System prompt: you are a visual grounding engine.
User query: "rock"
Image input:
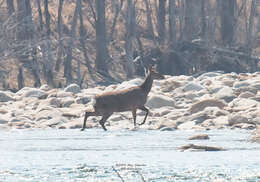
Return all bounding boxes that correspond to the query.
[214,86,236,102]
[179,144,224,151]
[146,94,175,109]
[56,91,73,98]
[197,72,222,79]
[0,118,9,124]
[232,123,255,130]
[160,127,175,131]
[40,97,61,108]
[61,98,74,107]
[233,81,250,89]
[40,84,51,91]
[238,91,255,98]
[211,116,229,127]
[183,82,204,92]
[75,96,91,104]
[64,83,81,94]
[0,91,14,102]
[60,118,84,129]
[228,114,249,126]
[16,87,47,99]
[178,121,196,130]
[229,98,259,110]
[39,117,67,128]
[189,99,226,114]
[188,134,209,140]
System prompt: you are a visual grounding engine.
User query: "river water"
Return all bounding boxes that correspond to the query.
[0,129,259,182]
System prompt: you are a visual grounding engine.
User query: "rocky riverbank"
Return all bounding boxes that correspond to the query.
[0,71,260,138]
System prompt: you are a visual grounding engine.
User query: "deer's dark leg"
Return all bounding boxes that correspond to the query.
[132,109,137,127]
[81,111,97,131]
[99,113,112,131]
[138,106,149,125]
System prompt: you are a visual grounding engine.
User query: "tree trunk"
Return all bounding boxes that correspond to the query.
[183,0,201,41]
[247,0,257,72]
[144,0,154,39]
[219,0,236,46]
[64,0,80,85]
[168,0,176,45]
[17,67,24,89]
[157,0,166,44]
[95,0,109,75]
[25,0,41,87]
[78,0,95,81]
[200,0,206,39]
[109,0,124,41]
[124,0,136,78]
[55,0,64,72]
[44,0,55,87]
[6,0,15,15]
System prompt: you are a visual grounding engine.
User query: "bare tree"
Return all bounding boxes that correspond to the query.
[64,0,80,85]
[55,0,64,72]
[44,0,55,87]
[168,0,176,45]
[157,0,166,43]
[144,0,154,38]
[122,0,137,78]
[109,0,124,41]
[95,0,110,75]
[219,0,236,46]
[6,0,14,15]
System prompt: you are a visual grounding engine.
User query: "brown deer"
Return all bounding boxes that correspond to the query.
[81,65,165,131]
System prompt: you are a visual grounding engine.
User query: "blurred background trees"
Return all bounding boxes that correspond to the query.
[0,0,260,90]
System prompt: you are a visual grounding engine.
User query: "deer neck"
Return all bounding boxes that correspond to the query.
[140,73,153,94]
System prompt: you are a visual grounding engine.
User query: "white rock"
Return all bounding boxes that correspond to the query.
[64,83,81,94]
[214,86,236,102]
[16,87,47,99]
[228,114,249,125]
[178,121,196,130]
[146,94,175,109]
[233,81,250,89]
[183,82,204,92]
[0,91,14,102]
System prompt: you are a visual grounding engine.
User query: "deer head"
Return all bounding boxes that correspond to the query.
[148,65,165,80]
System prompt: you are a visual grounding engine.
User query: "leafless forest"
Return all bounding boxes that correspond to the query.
[0,0,260,90]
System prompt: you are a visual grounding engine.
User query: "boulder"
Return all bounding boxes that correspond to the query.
[228,114,249,126]
[0,91,14,102]
[146,94,175,109]
[188,134,209,140]
[183,82,204,92]
[178,121,196,130]
[189,99,226,114]
[179,144,224,151]
[214,86,236,102]
[238,91,255,98]
[16,87,47,99]
[61,98,74,108]
[64,83,81,94]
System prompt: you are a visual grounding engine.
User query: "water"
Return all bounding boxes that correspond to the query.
[0,129,259,182]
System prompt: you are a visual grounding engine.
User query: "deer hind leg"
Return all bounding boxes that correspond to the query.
[138,106,149,125]
[81,111,98,131]
[99,113,112,131]
[132,109,137,127]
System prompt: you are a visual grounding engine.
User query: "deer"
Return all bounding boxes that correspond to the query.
[81,65,165,131]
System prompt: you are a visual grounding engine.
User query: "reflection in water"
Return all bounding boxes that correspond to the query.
[0,129,260,181]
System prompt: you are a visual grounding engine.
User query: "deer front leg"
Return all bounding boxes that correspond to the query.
[132,109,137,127]
[138,106,149,125]
[81,111,97,131]
[99,113,112,131]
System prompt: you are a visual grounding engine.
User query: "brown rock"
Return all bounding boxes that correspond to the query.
[188,134,209,140]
